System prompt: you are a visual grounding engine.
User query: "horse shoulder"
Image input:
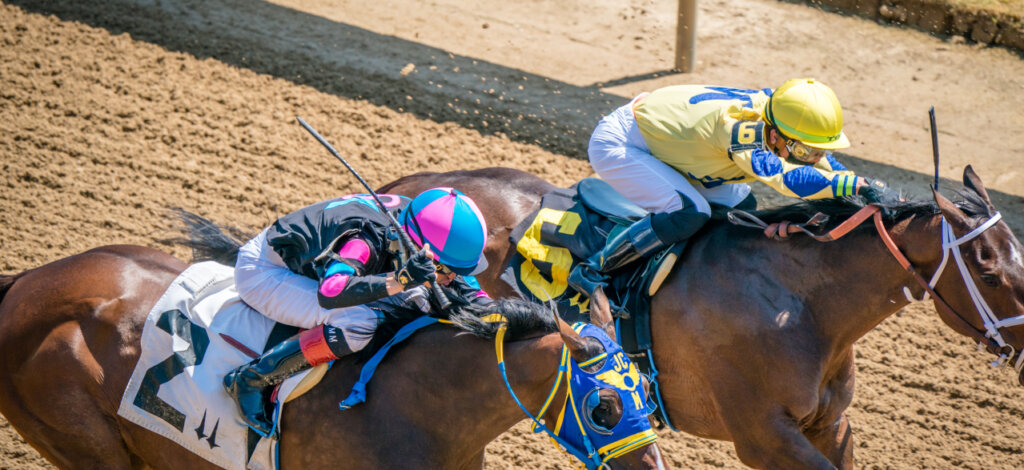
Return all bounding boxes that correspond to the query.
[657,228,842,411]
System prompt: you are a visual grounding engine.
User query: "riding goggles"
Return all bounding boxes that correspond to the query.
[786,138,830,163]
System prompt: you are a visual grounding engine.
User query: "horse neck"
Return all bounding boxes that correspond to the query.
[284,329,567,468]
[400,330,569,458]
[488,331,569,427]
[794,212,944,350]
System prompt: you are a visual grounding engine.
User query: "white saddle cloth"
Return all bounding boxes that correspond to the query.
[117,261,314,470]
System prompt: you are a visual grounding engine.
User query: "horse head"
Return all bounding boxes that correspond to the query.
[923,166,1024,385]
[551,287,663,470]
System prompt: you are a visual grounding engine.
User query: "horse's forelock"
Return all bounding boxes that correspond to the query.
[954,189,994,219]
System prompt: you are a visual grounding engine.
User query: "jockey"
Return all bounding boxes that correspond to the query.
[569,78,887,294]
[224,187,491,435]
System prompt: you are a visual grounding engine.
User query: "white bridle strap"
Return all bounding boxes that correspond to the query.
[918,212,1024,372]
[927,214,1013,340]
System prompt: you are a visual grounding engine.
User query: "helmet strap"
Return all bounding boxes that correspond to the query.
[764,93,777,128]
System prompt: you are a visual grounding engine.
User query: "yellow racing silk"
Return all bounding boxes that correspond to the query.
[632,85,859,199]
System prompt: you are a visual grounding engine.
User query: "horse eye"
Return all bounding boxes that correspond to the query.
[980,273,1000,287]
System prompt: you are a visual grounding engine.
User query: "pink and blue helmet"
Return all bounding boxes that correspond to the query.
[401,187,488,276]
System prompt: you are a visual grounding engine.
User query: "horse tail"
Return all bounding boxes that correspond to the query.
[166,208,252,266]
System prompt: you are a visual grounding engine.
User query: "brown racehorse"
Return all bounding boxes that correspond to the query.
[379,165,1024,470]
[0,247,666,469]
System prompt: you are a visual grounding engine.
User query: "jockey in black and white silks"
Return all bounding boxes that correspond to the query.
[225,187,491,435]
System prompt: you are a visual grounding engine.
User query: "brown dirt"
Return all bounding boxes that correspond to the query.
[805,0,1024,54]
[1,0,1023,468]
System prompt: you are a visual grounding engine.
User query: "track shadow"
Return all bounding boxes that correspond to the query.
[9,0,1023,231]
[7,0,623,159]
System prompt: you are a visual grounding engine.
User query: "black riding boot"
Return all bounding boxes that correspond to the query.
[568,215,667,295]
[223,337,312,435]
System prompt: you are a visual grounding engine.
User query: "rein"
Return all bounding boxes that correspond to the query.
[731,204,1024,377]
[492,319,656,469]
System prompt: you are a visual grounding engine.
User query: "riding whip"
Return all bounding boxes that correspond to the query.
[296,117,451,311]
[929,107,940,191]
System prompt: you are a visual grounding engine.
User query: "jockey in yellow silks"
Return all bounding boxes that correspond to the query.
[569,79,884,294]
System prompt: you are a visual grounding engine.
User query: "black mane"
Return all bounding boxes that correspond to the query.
[447,298,558,340]
[731,190,991,232]
[359,297,558,362]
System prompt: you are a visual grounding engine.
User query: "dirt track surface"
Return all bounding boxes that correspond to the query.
[1,0,1023,468]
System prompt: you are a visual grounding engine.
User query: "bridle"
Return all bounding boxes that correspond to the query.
[491,317,658,469]
[730,203,1024,380]
[884,209,1024,373]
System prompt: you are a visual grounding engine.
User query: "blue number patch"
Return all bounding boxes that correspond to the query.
[730,121,764,153]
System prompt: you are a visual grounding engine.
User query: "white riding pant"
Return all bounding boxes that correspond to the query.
[587,98,751,215]
[234,229,379,352]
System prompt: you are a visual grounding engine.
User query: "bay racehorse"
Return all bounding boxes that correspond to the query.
[379,165,1024,470]
[0,245,666,469]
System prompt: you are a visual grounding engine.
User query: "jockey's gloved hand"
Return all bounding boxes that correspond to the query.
[395,285,432,313]
[396,245,436,289]
[567,263,610,297]
[857,178,901,206]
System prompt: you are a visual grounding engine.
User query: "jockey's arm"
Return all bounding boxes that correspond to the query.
[446,275,493,306]
[731,147,863,200]
[317,237,404,309]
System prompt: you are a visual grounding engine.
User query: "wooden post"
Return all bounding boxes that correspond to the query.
[675,0,697,73]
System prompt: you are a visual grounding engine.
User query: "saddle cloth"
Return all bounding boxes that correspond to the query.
[117,261,313,470]
[498,181,683,348]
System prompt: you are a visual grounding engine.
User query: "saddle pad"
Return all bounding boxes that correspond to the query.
[117,261,313,470]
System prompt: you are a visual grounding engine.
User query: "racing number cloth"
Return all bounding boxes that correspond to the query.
[498,187,614,321]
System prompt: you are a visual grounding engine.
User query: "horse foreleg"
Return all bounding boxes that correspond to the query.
[725,409,838,470]
[805,413,853,470]
[709,373,837,469]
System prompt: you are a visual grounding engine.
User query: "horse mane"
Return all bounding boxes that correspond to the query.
[447,298,558,340]
[348,293,559,364]
[726,189,991,232]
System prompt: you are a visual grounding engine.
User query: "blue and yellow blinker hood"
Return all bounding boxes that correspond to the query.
[553,323,658,463]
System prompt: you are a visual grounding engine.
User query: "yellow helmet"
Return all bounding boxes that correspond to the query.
[765,78,850,150]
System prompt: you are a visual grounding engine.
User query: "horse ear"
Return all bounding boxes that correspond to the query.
[933,187,973,235]
[556,315,594,364]
[962,165,994,208]
[590,287,617,341]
